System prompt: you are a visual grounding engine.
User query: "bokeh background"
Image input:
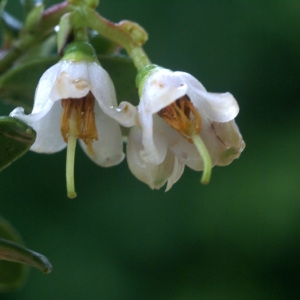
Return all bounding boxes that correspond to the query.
[1,0,300,299]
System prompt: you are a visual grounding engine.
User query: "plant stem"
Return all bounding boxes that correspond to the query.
[82,7,151,70]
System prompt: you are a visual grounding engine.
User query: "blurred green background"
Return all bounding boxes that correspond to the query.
[1,0,300,299]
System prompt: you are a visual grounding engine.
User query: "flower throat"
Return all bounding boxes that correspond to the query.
[60,92,98,155]
[158,95,212,184]
[157,95,201,142]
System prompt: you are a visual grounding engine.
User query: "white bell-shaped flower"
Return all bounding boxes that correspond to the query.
[127,66,245,190]
[10,42,124,198]
[10,60,124,165]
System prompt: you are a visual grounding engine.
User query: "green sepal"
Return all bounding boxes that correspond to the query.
[135,64,161,97]
[0,56,59,110]
[0,216,52,292]
[99,54,139,106]
[0,116,36,171]
[62,41,98,63]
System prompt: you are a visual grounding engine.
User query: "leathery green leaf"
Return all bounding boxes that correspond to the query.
[20,0,44,17]
[0,216,28,292]
[0,216,52,292]
[0,116,36,171]
[0,238,52,274]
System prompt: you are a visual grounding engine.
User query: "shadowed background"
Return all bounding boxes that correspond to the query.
[1,0,300,299]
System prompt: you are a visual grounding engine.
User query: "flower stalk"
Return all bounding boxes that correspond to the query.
[81,7,151,70]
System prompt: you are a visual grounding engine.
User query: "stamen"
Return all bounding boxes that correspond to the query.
[79,92,98,155]
[60,92,98,155]
[158,96,201,143]
[191,134,212,184]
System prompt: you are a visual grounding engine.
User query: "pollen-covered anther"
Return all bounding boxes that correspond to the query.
[60,92,98,155]
[157,95,202,142]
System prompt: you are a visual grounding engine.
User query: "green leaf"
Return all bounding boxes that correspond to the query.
[0,216,52,292]
[0,116,36,171]
[99,55,139,106]
[20,0,44,17]
[24,2,44,32]
[16,34,57,65]
[0,216,28,292]
[0,238,52,274]
[0,56,58,110]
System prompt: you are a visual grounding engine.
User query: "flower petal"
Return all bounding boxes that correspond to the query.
[88,63,138,127]
[138,109,168,165]
[49,61,92,100]
[142,69,187,114]
[10,102,66,153]
[170,136,204,170]
[177,72,239,122]
[89,63,118,107]
[127,126,175,190]
[79,103,124,167]
[32,62,61,114]
[172,118,245,170]
[196,91,239,122]
[101,101,138,128]
[164,117,221,170]
[165,156,185,191]
[211,120,245,166]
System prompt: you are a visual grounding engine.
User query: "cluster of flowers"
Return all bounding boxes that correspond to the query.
[10,41,245,196]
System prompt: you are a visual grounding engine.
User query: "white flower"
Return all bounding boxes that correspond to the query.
[126,67,245,190]
[10,60,124,165]
[10,54,125,198]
